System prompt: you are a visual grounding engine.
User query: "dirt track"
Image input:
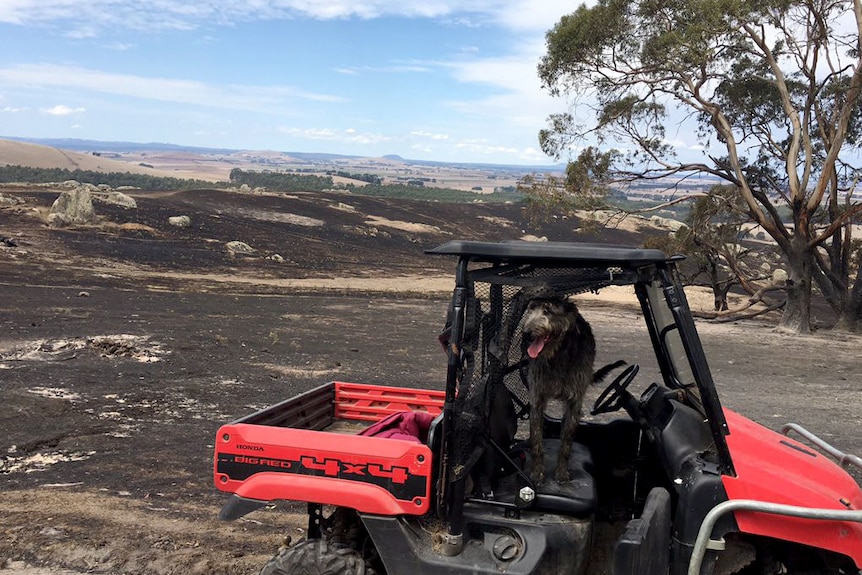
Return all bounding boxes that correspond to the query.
[1,186,861,574]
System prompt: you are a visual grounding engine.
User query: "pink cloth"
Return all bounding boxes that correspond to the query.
[359,411,436,443]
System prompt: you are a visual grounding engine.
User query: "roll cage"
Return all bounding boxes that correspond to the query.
[426,240,735,538]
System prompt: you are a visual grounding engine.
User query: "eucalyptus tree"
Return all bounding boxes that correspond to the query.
[538,0,862,332]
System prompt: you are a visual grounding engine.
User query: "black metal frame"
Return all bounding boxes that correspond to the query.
[427,240,735,540]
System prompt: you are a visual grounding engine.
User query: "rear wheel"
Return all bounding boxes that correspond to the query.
[260,539,376,575]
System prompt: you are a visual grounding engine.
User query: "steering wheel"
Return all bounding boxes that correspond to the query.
[591,363,640,415]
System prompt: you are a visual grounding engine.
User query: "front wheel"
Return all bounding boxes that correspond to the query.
[260,539,376,575]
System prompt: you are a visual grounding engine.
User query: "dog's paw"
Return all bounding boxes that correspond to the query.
[530,469,545,486]
[554,468,570,483]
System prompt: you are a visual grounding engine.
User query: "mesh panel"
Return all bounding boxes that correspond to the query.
[448,263,630,481]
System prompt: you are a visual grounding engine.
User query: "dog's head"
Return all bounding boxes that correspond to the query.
[520,293,582,360]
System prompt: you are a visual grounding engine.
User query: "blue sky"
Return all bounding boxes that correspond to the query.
[0,1,586,165]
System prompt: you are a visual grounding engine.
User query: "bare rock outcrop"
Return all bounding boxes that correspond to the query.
[96,191,137,209]
[168,215,191,228]
[0,193,22,207]
[771,269,789,285]
[47,186,97,227]
[226,241,254,255]
[649,215,687,231]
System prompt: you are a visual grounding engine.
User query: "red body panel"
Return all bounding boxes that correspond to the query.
[214,382,441,516]
[722,409,862,565]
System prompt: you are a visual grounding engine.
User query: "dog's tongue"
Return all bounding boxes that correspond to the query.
[527,336,549,359]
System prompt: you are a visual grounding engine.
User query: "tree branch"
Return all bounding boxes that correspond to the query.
[692,285,787,321]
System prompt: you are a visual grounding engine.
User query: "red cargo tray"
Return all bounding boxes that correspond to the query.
[214,381,444,516]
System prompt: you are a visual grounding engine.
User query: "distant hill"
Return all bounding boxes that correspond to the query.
[0,137,237,155]
[1,136,564,173]
[0,139,181,177]
[0,136,567,194]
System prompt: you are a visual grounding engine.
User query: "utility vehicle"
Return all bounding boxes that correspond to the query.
[214,240,862,574]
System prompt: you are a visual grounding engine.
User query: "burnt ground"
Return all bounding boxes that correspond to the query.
[1,186,862,575]
[2,187,655,288]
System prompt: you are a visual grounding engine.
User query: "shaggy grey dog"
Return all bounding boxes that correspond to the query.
[521,293,598,484]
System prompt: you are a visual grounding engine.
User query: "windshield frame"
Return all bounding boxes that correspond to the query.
[637,263,734,475]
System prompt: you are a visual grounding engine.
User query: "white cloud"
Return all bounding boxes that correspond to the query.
[0,1,570,34]
[411,130,449,140]
[454,137,545,162]
[0,1,451,31]
[675,141,706,151]
[40,104,85,115]
[64,25,97,39]
[0,63,346,113]
[455,138,512,153]
[447,38,545,93]
[519,147,545,161]
[494,0,569,32]
[333,64,433,76]
[279,126,391,145]
[1,106,27,112]
[104,41,134,51]
[0,1,576,165]
[442,38,564,134]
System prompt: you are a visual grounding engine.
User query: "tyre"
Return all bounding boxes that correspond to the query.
[260,538,376,575]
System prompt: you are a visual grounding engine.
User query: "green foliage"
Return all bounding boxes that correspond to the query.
[538,0,862,329]
[564,147,619,198]
[229,167,524,202]
[538,0,632,95]
[0,164,224,190]
[344,183,522,203]
[680,185,749,253]
[229,168,333,191]
[645,185,758,309]
[522,147,621,225]
[0,164,522,205]
[325,170,382,185]
[226,169,515,204]
[539,113,578,160]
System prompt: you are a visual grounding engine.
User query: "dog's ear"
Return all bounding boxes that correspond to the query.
[564,299,582,334]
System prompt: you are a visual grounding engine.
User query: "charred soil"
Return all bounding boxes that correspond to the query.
[1,186,861,575]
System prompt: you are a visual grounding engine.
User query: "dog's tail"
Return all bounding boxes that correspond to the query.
[593,359,627,383]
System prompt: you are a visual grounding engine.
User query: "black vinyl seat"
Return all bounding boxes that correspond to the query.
[495,439,597,517]
[426,412,444,451]
[427,412,597,517]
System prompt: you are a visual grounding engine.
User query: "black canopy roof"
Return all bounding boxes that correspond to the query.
[427,240,669,268]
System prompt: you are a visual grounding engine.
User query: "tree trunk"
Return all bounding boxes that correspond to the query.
[706,258,730,311]
[834,265,862,332]
[778,242,812,333]
[713,282,730,311]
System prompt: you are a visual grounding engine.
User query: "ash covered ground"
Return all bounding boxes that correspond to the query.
[1,186,860,575]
